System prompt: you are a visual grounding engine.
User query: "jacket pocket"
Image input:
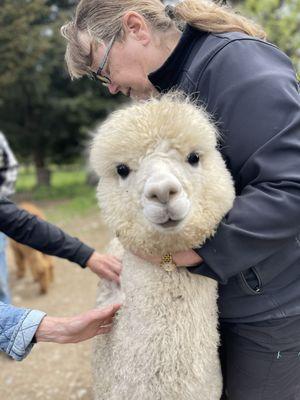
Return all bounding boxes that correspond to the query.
[238,266,262,295]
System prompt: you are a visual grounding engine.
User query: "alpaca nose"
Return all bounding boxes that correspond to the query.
[144,175,182,204]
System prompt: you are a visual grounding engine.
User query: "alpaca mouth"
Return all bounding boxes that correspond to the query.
[157,218,182,229]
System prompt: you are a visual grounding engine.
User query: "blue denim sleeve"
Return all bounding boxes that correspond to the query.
[0,302,46,361]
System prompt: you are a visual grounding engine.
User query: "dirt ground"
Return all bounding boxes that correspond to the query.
[0,205,112,400]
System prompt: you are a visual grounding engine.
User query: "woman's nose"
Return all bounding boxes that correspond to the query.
[108,82,119,95]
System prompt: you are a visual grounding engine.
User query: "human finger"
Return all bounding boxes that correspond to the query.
[93,304,122,321]
[106,254,121,263]
[96,326,113,334]
[101,268,121,284]
[108,262,122,275]
[103,257,123,273]
[97,312,119,326]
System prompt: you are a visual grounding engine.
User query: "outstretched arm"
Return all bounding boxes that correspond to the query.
[0,197,94,266]
[0,197,122,282]
[35,304,121,344]
[0,302,121,361]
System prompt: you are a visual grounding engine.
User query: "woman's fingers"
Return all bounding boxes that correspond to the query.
[97,326,113,334]
[101,267,121,284]
[104,256,122,273]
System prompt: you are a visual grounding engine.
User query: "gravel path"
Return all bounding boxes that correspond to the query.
[0,206,112,400]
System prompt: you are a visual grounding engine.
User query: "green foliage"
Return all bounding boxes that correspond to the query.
[16,165,95,199]
[45,191,98,223]
[0,0,124,184]
[240,0,300,73]
[16,165,98,220]
[0,0,49,88]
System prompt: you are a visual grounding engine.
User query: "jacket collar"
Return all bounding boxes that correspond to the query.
[148,24,205,92]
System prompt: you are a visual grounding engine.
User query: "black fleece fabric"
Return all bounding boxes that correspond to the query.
[0,197,94,267]
[149,25,300,322]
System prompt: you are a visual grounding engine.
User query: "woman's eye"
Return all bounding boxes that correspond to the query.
[116,164,130,178]
[187,152,200,166]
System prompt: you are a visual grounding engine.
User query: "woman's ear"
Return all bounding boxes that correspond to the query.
[122,11,151,45]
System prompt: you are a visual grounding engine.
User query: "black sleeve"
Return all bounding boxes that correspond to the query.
[189,39,300,284]
[0,197,94,267]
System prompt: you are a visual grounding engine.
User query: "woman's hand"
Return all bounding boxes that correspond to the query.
[35,304,121,344]
[86,251,122,284]
[133,249,203,267]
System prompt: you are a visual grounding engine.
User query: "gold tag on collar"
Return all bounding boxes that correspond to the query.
[160,253,177,272]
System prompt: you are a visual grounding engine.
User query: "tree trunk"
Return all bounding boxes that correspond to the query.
[36,167,51,187]
[34,152,51,187]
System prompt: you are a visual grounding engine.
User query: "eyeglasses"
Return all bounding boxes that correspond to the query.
[91,34,117,87]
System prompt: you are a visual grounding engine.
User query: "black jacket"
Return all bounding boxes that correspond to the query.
[0,197,94,267]
[149,25,300,322]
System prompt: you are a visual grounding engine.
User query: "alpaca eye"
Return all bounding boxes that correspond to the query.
[187,152,200,166]
[116,164,130,178]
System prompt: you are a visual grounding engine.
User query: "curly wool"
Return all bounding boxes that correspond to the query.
[90,94,235,400]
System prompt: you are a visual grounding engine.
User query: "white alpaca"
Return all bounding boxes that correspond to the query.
[90,95,235,400]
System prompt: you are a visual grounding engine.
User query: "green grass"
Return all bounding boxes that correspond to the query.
[16,166,99,222]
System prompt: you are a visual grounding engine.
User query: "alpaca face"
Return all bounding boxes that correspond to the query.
[142,159,191,230]
[128,140,205,232]
[98,136,208,237]
[90,96,235,254]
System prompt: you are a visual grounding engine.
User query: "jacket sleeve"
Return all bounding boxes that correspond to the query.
[189,39,300,284]
[0,132,18,198]
[0,197,94,267]
[0,302,46,361]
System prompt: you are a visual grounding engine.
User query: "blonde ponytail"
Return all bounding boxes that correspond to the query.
[173,0,266,40]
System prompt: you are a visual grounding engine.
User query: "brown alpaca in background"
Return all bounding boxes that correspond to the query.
[10,202,54,294]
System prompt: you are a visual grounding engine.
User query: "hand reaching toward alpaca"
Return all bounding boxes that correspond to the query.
[86,251,122,284]
[35,304,121,344]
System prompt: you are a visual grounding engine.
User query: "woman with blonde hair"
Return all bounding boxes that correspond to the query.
[61,1,300,398]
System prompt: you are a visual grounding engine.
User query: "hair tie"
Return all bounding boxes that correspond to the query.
[165,4,176,20]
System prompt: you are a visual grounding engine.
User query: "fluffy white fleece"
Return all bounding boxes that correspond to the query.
[90,94,235,400]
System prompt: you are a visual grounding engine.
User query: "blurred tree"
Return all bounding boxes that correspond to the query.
[0,0,122,186]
